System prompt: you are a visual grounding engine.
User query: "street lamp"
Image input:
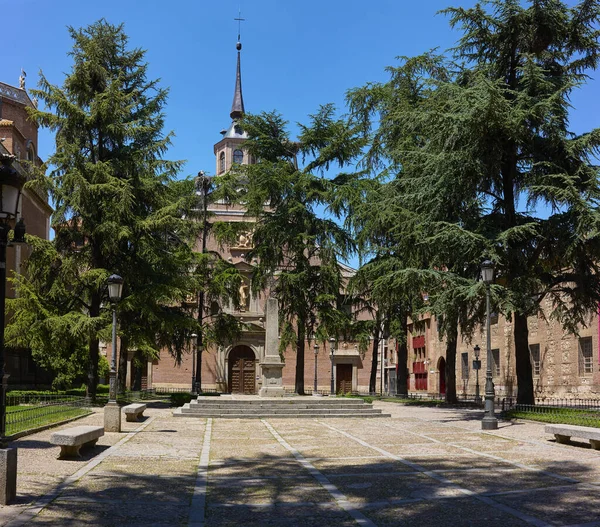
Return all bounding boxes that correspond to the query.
[191,333,198,394]
[473,345,481,404]
[329,338,335,396]
[0,154,26,504]
[195,171,213,395]
[105,274,123,433]
[481,259,498,430]
[313,342,320,397]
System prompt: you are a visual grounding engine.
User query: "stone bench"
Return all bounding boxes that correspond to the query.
[50,425,104,459]
[545,424,600,450]
[123,403,147,422]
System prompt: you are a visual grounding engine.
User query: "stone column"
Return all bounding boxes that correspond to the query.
[259,298,285,397]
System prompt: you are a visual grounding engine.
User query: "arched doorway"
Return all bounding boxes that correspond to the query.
[228,346,256,394]
[438,357,446,396]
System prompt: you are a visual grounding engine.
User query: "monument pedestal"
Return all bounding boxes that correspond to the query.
[259,362,285,397]
[0,448,16,505]
[259,298,285,398]
[104,401,121,432]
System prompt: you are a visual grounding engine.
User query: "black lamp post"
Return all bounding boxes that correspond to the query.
[107,274,123,403]
[195,171,213,395]
[473,345,481,403]
[191,333,198,394]
[313,342,319,396]
[0,154,26,504]
[329,338,335,396]
[481,259,498,430]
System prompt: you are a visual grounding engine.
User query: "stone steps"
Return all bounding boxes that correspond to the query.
[173,410,389,419]
[173,396,390,419]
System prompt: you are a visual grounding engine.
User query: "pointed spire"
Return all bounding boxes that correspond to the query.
[230,41,245,120]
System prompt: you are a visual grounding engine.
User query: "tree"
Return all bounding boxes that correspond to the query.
[7,20,196,399]
[347,0,600,404]
[217,105,365,394]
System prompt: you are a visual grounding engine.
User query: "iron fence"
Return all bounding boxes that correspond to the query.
[6,395,90,437]
[502,398,600,428]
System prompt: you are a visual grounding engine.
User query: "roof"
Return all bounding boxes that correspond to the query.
[0,82,34,107]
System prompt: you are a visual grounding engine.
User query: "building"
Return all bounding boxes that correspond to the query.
[149,39,385,395]
[414,306,600,400]
[148,40,599,400]
[0,75,53,387]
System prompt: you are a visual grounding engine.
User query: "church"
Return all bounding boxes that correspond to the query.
[126,40,600,401]
[148,39,382,395]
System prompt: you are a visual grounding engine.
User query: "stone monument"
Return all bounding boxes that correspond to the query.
[259,298,285,397]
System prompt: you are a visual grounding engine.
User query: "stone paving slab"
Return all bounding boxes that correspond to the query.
[1,400,600,526]
[362,498,532,527]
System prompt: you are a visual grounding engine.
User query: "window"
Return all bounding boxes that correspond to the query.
[461,352,469,380]
[579,337,593,376]
[233,149,244,164]
[219,151,225,174]
[491,348,500,377]
[529,344,540,376]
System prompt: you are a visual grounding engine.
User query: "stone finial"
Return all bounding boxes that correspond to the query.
[19,69,26,90]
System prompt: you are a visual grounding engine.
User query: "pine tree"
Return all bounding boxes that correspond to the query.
[7,21,196,398]
[348,1,600,404]
[217,105,365,394]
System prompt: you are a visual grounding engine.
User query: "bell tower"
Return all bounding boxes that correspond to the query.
[213,38,252,174]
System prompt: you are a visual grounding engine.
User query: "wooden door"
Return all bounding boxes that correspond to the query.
[228,346,256,394]
[336,364,353,394]
[438,357,446,395]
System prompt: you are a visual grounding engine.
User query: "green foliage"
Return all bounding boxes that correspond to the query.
[346,0,600,405]
[506,408,600,428]
[216,106,365,394]
[169,392,193,406]
[7,20,203,399]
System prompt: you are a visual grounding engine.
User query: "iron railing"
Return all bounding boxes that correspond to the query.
[501,398,600,428]
[6,395,90,437]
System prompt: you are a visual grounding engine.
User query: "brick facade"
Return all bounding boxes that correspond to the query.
[0,79,53,388]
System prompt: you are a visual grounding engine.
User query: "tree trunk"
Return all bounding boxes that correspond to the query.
[514,311,534,404]
[396,315,409,397]
[445,333,458,404]
[295,325,306,395]
[118,335,128,393]
[133,351,143,391]
[369,324,380,394]
[86,292,101,402]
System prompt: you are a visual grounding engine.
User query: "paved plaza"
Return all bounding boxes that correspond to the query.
[0,401,599,526]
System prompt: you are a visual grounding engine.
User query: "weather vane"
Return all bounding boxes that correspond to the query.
[234,8,245,42]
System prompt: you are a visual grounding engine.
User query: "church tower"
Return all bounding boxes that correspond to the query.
[212,39,252,175]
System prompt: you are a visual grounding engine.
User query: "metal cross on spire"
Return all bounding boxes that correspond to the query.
[234,8,245,43]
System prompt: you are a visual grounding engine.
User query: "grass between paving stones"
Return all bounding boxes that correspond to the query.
[6,405,91,436]
[505,407,600,428]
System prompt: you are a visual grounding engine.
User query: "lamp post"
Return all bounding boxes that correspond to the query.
[105,274,123,433]
[329,337,335,396]
[313,342,320,396]
[195,171,213,395]
[473,345,481,404]
[0,154,26,504]
[191,333,198,394]
[481,259,498,430]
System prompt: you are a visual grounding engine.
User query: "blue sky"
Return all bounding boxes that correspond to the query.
[6,1,600,267]
[9,0,598,176]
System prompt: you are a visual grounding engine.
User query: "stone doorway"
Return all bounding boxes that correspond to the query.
[228,346,256,394]
[336,363,353,394]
